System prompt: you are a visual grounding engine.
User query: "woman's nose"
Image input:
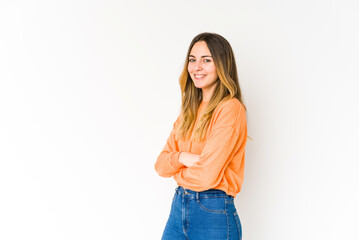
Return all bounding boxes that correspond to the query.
[195,61,203,70]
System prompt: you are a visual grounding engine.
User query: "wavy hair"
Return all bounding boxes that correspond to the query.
[176,32,251,142]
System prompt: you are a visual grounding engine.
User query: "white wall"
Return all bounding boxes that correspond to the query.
[1,0,358,239]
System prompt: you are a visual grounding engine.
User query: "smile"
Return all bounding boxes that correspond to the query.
[194,74,206,80]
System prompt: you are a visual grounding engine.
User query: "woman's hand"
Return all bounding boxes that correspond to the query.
[179,152,200,167]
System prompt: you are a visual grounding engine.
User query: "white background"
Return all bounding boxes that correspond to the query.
[1,0,358,239]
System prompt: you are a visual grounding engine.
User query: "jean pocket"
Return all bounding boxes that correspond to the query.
[234,211,242,239]
[196,197,226,214]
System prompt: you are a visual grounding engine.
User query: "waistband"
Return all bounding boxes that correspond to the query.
[175,186,234,199]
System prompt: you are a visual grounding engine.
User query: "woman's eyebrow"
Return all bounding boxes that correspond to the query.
[189,55,213,58]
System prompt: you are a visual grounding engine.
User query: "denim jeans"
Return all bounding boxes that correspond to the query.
[161,186,242,240]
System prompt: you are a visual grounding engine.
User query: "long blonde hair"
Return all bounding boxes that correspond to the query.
[176,32,251,142]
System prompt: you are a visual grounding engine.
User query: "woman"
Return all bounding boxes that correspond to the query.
[154,32,248,240]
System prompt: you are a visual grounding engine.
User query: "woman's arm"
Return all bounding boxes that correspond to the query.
[154,148,200,177]
[155,116,197,177]
[179,152,200,167]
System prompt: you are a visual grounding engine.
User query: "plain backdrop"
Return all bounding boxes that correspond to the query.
[1,0,358,239]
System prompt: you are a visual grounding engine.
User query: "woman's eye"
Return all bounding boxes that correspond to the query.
[188,59,211,62]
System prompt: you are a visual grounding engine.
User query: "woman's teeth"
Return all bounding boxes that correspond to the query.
[195,74,206,79]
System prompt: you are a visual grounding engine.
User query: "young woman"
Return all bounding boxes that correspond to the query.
[154,32,248,240]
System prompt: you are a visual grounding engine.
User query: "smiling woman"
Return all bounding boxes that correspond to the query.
[154,32,248,240]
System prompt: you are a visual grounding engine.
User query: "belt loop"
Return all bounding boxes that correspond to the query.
[196,192,199,201]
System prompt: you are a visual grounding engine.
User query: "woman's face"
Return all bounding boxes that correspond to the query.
[188,41,219,96]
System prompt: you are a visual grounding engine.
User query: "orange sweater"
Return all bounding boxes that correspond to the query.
[154,98,247,198]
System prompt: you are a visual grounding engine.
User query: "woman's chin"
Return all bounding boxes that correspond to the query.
[193,82,205,89]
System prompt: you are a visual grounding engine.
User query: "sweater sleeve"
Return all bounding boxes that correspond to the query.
[173,100,245,190]
[154,115,185,177]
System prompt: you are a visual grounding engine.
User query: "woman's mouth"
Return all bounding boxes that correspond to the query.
[194,74,206,80]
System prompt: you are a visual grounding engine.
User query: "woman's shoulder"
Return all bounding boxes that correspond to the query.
[210,98,246,129]
[216,97,244,114]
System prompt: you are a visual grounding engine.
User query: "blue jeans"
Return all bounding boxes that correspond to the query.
[161,186,242,240]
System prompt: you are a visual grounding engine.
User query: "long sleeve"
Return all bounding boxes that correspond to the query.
[173,100,246,191]
[154,115,185,177]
